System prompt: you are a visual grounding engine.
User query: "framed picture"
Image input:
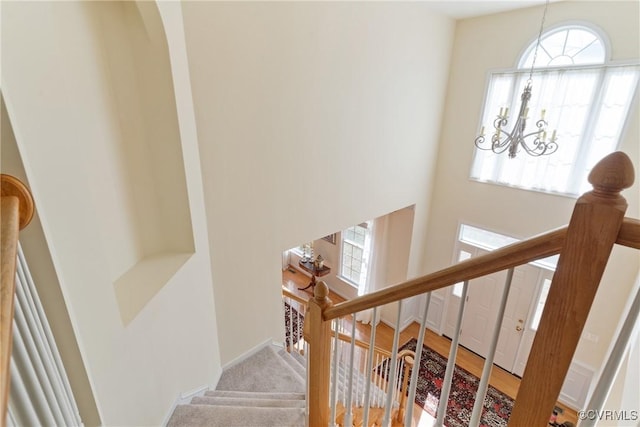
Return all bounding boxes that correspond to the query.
[322,233,336,245]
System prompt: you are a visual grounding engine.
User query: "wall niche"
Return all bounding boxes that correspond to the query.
[87,1,195,325]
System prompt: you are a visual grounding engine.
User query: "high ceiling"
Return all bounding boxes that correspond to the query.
[423,0,559,19]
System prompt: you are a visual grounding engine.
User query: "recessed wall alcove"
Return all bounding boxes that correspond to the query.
[86,1,195,325]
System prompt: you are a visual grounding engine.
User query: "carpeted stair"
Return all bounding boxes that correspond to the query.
[167,343,390,426]
[167,345,306,427]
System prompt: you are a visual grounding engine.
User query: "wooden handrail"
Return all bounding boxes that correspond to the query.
[281,286,309,306]
[1,175,34,427]
[618,217,640,249]
[324,215,639,322]
[324,226,566,321]
[332,330,391,358]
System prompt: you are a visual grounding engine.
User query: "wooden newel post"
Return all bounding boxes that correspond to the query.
[1,175,34,427]
[303,280,332,427]
[509,152,635,426]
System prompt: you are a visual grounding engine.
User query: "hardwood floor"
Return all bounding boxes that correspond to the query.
[283,267,578,426]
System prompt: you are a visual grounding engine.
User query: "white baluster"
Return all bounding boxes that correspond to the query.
[297,302,303,353]
[378,357,386,408]
[15,257,76,426]
[374,354,381,408]
[8,355,40,426]
[405,292,431,426]
[330,319,339,427]
[382,300,403,427]
[583,283,640,427]
[436,281,469,426]
[470,269,514,427]
[13,244,82,426]
[362,307,378,427]
[343,317,357,427]
[11,304,58,426]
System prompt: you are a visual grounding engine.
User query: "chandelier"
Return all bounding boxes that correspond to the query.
[474,0,558,159]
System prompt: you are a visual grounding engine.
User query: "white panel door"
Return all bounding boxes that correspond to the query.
[493,265,539,372]
[459,268,507,357]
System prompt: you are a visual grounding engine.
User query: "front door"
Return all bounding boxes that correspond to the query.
[491,264,540,373]
[444,240,554,375]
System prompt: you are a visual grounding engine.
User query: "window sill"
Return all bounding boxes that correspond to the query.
[337,275,360,290]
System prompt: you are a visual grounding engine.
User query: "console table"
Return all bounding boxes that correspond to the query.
[297,260,331,292]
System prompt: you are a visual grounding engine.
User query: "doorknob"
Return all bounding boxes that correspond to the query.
[516,325,523,332]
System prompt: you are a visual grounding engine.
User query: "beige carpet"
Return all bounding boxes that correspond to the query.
[166,345,306,427]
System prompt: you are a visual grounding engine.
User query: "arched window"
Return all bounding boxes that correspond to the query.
[471,24,639,196]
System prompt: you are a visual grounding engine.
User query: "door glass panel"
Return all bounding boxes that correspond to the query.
[452,250,472,297]
[531,278,552,330]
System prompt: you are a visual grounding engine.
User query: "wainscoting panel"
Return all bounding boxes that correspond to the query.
[560,361,595,410]
[426,294,444,333]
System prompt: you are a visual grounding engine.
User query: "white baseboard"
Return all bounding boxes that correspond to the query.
[162,383,211,426]
[163,341,277,426]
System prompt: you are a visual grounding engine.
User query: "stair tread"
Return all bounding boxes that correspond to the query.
[204,390,305,400]
[277,349,306,379]
[191,395,305,407]
[289,349,306,366]
[216,345,304,393]
[167,404,305,427]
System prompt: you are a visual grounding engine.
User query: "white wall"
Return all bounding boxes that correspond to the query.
[425,0,639,391]
[2,2,222,424]
[1,97,101,426]
[181,2,455,364]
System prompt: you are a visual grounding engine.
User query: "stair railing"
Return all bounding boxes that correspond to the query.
[1,175,34,427]
[304,152,639,427]
[283,287,415,424]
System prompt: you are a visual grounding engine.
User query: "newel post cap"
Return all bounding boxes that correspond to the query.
[588,151,635,197]
[314,281,330,302]
[1,174,34,229]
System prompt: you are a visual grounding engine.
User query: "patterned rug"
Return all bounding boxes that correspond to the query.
[283,301,304,347]
[381,338,513,427]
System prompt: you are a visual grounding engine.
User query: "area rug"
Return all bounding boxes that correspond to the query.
[283,301,304,347]
[379,338,513,427]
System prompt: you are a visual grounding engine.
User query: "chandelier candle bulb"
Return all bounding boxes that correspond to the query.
[542,131,547,141]
[551,130,557,140]
[504,107,509,117]
[541,109,546,120]
[480,126,485,136]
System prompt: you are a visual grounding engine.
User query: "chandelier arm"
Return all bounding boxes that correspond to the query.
[491,134,513,150]
[519,138,559,157]
[521,130,545,140]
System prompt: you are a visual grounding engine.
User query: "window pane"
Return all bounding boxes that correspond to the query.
[343,243,352,256]
[452,250,472,297]
[519,26,605,68]
[531,278,552,331]
[341,221,372,287]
